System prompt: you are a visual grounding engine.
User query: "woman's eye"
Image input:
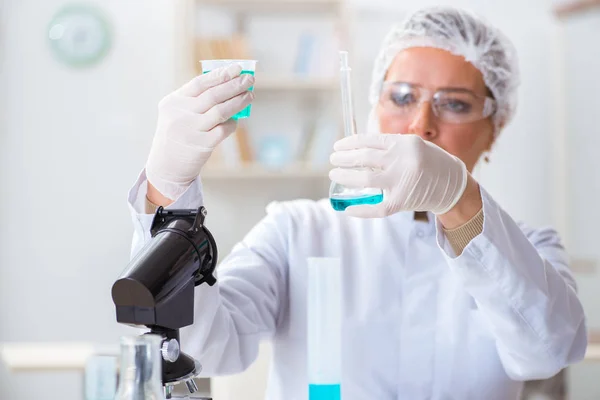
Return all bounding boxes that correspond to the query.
[439,100,472,113]
[391,92,416,106]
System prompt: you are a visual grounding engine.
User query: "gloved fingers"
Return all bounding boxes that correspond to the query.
[328,167,385,189]
[333,133,392,151]
[169,112,238,148]
[197,119,238,149]
[176,64,242,97]
[344,202,390,218]
[198,91,255,131]
[194,74,255,114]
[330,148,387,169]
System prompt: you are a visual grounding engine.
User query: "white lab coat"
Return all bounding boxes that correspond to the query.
[128,170,587,400]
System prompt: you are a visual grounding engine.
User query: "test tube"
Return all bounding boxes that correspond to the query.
[339,51,357,138]
[307,257,342,400]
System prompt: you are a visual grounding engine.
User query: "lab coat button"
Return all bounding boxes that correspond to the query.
[416,230,424,238]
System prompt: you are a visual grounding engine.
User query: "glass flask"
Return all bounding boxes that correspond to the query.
[114,334,165,400]
[329,51,383,211]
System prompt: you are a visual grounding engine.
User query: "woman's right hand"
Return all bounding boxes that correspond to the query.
[145,64,255,202]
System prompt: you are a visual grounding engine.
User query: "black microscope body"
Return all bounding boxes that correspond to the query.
[111,206,218,398]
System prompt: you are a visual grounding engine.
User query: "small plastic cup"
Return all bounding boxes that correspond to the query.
[200,59,257,120]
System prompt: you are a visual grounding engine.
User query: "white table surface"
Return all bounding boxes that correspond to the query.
[0,342,119,371]
[2,341,600,371]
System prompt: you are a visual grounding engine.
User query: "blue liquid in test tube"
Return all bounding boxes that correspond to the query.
[307,257,342,400]
[309,384,341,400]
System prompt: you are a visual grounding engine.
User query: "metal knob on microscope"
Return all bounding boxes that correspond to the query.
[185,378,199,393]
[161,339,180,363]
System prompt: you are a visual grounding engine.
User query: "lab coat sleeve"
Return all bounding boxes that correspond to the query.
[128,170,288,375]
[435,186,587,381]
[127,169,206,258]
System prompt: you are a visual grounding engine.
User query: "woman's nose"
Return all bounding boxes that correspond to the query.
[407,102,438,140]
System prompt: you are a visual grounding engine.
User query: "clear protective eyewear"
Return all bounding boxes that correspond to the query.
[379,81,497,124]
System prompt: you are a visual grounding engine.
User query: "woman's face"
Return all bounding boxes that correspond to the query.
[377,47,495,172]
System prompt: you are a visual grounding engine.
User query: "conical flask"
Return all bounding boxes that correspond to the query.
[114,334,165,400]
[329,51,383,211]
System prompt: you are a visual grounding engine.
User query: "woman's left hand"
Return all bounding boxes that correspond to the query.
[329,133,468,218]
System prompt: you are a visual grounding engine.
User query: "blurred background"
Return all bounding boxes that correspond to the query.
[0,0,599,398]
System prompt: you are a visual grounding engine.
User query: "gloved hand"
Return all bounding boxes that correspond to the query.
[329,134,468,218]
[146,64,255,200]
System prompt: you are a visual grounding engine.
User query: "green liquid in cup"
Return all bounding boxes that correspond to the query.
[203,69,254,120]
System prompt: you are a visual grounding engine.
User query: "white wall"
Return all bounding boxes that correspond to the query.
[561,9,600,400]
[0,0,182,398]
[563,8,600,326]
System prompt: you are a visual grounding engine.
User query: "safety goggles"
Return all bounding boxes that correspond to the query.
[379,81,497,124]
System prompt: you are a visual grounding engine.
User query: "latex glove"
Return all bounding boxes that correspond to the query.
[329,134,468,218]
[146,64,254,200]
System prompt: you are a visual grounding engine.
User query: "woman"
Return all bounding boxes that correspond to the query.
[128,6,587,399]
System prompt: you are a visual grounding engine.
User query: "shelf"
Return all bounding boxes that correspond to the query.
[202,163,329,179]
[0,342,118,371]
[197,0,342,12]
[256,77,338,91]
[554,0,600,18]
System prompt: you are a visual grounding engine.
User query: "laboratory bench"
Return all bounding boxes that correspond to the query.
[1,337,600,399]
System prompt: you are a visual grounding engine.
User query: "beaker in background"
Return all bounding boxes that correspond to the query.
[114,334,165,400]
[84,355,117,400]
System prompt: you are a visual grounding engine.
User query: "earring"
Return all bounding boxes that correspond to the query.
[483,152,490,163]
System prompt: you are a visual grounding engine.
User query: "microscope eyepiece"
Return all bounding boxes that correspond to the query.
[112,207,217,329]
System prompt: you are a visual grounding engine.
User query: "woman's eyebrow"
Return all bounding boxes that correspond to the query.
[437,86,476,93]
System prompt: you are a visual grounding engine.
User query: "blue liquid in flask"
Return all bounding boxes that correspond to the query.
[309,383,341,400]
[330,193,383,211]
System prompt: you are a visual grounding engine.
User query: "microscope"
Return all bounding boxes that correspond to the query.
[111,206,217,399]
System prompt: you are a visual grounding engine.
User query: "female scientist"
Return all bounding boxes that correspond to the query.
[128,6,587,400]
